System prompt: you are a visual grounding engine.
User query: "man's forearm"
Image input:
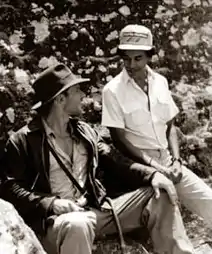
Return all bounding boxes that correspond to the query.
[167,122,180,160]
[109,127,167,171]
[2,178,57,219]
[98,144,158,188]
[110,127,152,165]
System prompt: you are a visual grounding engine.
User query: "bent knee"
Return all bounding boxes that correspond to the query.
[158,191,177,207]
[58,211,97,233]
[146,191,178,215]
[49,212,96,253]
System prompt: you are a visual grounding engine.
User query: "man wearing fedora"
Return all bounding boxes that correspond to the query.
[102,24,212,237]
[1,63,194,254]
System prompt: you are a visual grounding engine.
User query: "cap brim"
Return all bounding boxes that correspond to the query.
[31,78,90,110]
[118,44,153,51]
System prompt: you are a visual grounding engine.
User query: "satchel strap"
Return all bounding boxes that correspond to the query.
[48,141,86,195]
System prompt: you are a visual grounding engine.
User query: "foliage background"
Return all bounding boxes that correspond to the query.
[0,0,212,252]
[1,0,212,177]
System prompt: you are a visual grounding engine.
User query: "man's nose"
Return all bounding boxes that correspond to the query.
[130,59,136,68]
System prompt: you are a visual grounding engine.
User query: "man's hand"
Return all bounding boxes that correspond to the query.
[168,160,183,184]
[151,172,178,205]
[52,199,84,215]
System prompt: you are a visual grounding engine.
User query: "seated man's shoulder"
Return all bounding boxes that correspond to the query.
[76,120,98,138]
[103,71,123,93]
[77,119,92,130]
[8,118,41,144]
[9,125,30,143]
[151,68,168,86]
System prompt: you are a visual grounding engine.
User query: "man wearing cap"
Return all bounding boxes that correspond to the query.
[1,63,194,254]
[102,24,212,233]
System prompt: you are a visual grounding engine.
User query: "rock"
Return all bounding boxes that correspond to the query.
[0,198,46,254]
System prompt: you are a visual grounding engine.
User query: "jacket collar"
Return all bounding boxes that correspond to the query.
[27,116,45,133]
[27,116,95,150]
[27,116,78,134]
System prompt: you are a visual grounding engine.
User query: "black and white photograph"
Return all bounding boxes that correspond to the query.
[0,0,212,253]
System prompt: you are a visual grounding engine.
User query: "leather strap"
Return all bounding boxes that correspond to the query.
[48,141,86,195]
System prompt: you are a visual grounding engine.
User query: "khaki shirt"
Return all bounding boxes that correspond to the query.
[42,119,88,200]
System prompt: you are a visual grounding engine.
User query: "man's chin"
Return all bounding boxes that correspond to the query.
[126,70,136,79]
[68,109,82,118]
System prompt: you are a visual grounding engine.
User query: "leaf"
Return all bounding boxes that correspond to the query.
[118,5,131,17]
[31,18,50,43]
[5,107,15,123]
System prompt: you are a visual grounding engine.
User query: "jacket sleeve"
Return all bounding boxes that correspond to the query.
[97,134,157,191]
[1,137,57,232]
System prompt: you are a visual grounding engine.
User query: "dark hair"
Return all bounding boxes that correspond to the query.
[118,47,156,59]
[36,90,69,117]
[36,100,54,118]
[145,48,155,58]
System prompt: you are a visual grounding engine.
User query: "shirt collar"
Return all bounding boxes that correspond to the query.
[42,118,54,137]
[42,119,80,143]
[146,65,155,80]
[122,65,155,87]
[41,118,76,140]
[122,67,131,84]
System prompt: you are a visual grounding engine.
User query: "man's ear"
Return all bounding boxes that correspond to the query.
[55,93,65,105]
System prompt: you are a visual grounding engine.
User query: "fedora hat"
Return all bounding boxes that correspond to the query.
[118,24,153,51]
[31,63,90,110]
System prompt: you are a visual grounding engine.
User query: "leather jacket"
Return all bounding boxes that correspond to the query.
[0,117,156,236]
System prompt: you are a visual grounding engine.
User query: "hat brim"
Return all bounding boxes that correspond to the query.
[31,78,90,110]
[118,44,153,51]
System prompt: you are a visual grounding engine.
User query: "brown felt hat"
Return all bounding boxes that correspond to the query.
[31,63,90,110]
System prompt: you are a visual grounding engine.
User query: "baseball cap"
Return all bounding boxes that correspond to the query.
[118,24,153,51]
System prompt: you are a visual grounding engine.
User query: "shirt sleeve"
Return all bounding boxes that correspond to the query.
[101,87,125,129]
[164,79,179,121]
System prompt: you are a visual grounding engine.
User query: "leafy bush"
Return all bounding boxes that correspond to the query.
[0,0,212,175]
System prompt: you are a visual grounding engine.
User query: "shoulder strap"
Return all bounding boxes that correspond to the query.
[47,141,86,195]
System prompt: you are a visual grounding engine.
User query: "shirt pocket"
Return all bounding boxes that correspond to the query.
[124,106,151,130]
[154,96,170,123]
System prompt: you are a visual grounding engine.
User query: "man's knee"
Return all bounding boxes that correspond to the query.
[147,190,173,208]
[55,211,97,241]
[142,191,177,223]
[159,191,173,204]
[43,212,97,254]
[62,211,96,233]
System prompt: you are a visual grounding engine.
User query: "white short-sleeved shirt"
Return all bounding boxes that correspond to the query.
[101,66,179,150]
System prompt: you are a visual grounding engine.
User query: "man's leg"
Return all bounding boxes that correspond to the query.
[94,188,153,235]
[144,191,194,254]
[93,188,194,254]
[142,149,212,227]
[176,166,212,227]
[41,211,96,254]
